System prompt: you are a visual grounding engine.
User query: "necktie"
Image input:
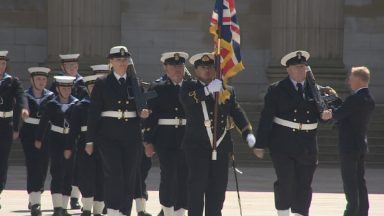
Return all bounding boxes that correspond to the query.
[297,83,304,99]
[119,77,126,86]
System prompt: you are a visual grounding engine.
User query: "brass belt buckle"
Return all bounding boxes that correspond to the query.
[204,120,211,128]
[118,111,124,119]
[63,127,69,134]
[299,123,303,130]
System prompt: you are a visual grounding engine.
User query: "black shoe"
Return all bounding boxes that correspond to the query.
[70,198,81,209]
[138,211,152,216]
[102,206,107,214]
[52,207,64,216]
[31,204,42,216]
[81,210,91,216]
[28,202,32,209]
[157,210,164,216]
[62,209,71,216]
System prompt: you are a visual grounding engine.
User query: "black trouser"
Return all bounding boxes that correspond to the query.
[78,144,104,201]
[158,149,188,210]
[72,145,80,190]
[98,136,141,214]
[185,149,229,216]
[134,151,152,200]
[129,150,151,213]
[270,151,317,216]
[48,133,72,196]
[21,137,49,193]
[340,152,369,216]
[0,121,12,194]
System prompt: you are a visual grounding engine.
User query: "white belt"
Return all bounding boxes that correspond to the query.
[51,125,70,134]
[0,111,13,118]
[101,111,137,119]
[24,117,40,125]
[273,117,318,131]
[81,126,87,132]
[201,101,227,160]
[158,118,186,126]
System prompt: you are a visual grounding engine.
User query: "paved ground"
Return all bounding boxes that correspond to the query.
[1,165,383,216]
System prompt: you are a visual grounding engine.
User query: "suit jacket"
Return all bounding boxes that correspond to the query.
[333,88,375,153]
[255,76,321,154]
[86,72,141,145]
[143,76,185,150]
[179,79,253,153]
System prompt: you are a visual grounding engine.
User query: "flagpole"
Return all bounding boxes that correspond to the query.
[212,0,223,161]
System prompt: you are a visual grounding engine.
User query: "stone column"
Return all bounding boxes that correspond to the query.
[267,0,347,93]
[47,0,121,73]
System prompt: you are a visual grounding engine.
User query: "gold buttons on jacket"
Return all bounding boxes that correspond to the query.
[293,119,297,122]
[307,120,310,123]
[294,109,297,113]
[292,129,296,132]
[118,101,121,104]
[306,111,310,114]
[175,107,178,111]
[126,101,129,104]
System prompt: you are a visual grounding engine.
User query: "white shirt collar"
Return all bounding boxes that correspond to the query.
[289,77,305,90]
[172,81,183,87]
[354,87,368,94]
[199,80,208,86]
[113,71,127,80]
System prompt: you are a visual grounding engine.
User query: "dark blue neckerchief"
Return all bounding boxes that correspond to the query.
[0,73,12,85]
[53,95,79,113]
[25,88,54,106]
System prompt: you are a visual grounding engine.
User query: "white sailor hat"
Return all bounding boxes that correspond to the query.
[83,74,104,85]
[280,50,310,67]
[108,46,131,59]
[189,52,215,67]
[0,50,9,61]
[54,76,76,86]
[28,67,51,77]
[160,52,189,65]
[59,53,80,63]
[90,64,110,74]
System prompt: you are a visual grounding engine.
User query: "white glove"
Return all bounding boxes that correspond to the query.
[247,134,256,148]
[206,79,223,94]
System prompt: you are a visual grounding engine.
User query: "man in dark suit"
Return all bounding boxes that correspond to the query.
[86,46,150,216]
[179,52,256,216]
[254,50,332,216]
[143,51,189,216]
[332,66,375,216]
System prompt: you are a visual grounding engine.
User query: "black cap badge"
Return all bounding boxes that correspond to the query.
[174,53,180,61]
[296,51,302,60]
[120,48,126,56]
[202,55,210,62]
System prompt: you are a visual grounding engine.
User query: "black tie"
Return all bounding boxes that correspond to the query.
[297,83,304,99]
[119,77,126,86]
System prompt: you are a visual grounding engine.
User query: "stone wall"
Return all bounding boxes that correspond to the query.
[0,0,383,102]
[0,0,47,83]
[343,0,384,102]
[120,0,271,102]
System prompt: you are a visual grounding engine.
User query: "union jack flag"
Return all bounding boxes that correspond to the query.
[210,0,244,83]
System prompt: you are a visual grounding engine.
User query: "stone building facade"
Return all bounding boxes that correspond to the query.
[1,0,383,164]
